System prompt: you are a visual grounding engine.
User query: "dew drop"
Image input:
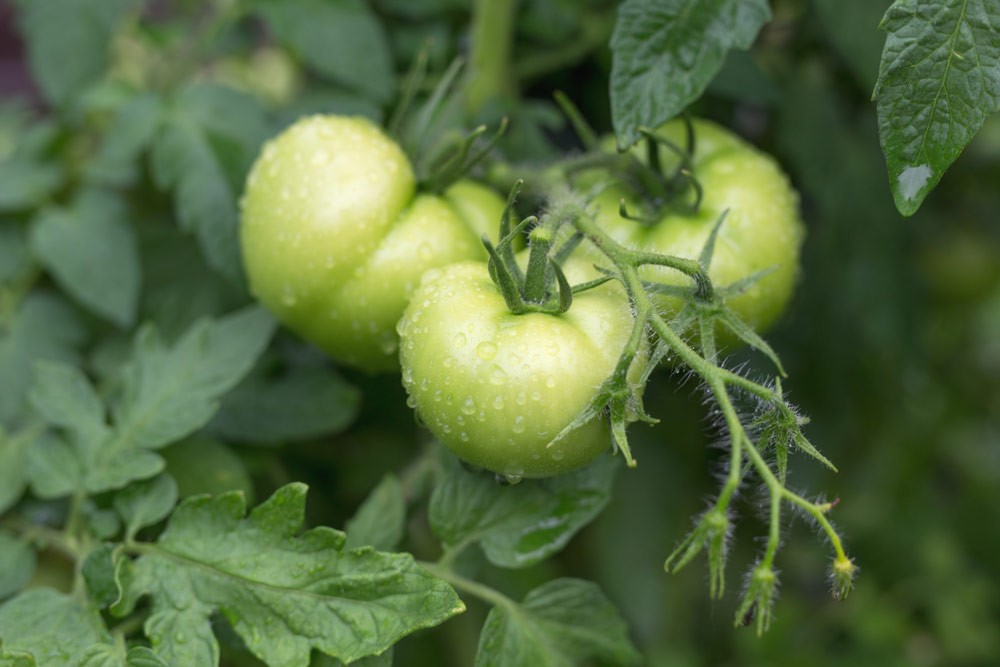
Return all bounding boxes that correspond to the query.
[545,376,557,389]
[492,395,505,410]
[504,471,524,485]
[453,332,467,349]
[512,416,526,433]
[477,341,497,360]
[489,365,507,385]
[461,397,476,415]
[516,391,527,406]
[551,450,565,461]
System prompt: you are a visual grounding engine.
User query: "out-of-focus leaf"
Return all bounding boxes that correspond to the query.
[254,0,396,103]
[114,475,179,540]
[610,0,771,147]
[874,0,1000,215]
[210,365,360,445]
[475,579,641,666]
[430,455,617,568]
[707,50,778,105]
[111,484,463,666]
[161,437,255,502]
[87,93,164,186]
[30,189,141,327]
[82,544,119,609]
[812,0,892,90]
[345,475,405,551]
[0,124,63,212]
[0,533,35,600]
[13,0,138,108]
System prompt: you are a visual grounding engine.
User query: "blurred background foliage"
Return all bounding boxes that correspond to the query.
[2,0,998,665]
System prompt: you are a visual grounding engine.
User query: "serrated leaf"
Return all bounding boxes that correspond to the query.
[161,437,254,502]
[114,475,178,540]
[429,455,617,569]
[874,0,1000,215]
[87,93,163,186]
[30,189,141,327]
[345,475,405,551]
[0,532,35,599]
[254,0,396,103]
[25,432,87,499]
[83,544,119,609]
[112,484,463,666]
[313,648,392,667]
[0,641,36,667]
[0,588,112,665]
[0,292,85,425]
[13,0,137,108]
[210,365,361,445]
[474,579,640,667]
[610,0,771,147]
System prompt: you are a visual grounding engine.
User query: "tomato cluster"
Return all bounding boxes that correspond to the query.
[240,115,803,478]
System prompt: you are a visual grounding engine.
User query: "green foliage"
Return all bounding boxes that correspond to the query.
[1,0,998,664]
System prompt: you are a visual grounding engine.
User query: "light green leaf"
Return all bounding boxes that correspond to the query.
[0,588,111,665]
[0,292,85,425]
[313,648,393,667]
[124,648,168,667]
[29,362,110,455]
[114,475,179,540]
[13,0,137,108]
[254,0,396,103]
[0,532,35,599]
[25,432,88,500]
[0,122,63,212]
[82,544,119,609]
[112,484,463,666]
[345,475,405,551]
[87,93,164,186]
[429,455,617,569]
[74,643,169,667]
[210,365,361,445]
[30,189,141,327]
[0,427,43,514]
[874,0,1000,215]
[0,641,36,667]
[610,0,771,147]
[114,307,275,452]
[475,579,640,667]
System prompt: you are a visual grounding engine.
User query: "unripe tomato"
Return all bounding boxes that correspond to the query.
[398,257,641,480]
[240,115,505,371]
[592,118,804,339]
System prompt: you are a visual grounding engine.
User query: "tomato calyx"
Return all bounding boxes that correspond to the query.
[481,181,576,316]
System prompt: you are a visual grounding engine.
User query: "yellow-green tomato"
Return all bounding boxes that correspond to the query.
[240,115,505,371]
[594,118,805,338]
[397,258,639,479]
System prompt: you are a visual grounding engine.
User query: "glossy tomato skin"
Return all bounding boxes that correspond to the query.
[592,118,804,339]
[240,115,505,371]
[398,258,640,479]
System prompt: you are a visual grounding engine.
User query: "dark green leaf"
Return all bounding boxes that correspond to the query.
[83,544,120,609]
[475,579,640,667]
[14,0,137,108]
[255,0,396,103]
[874,0,1000,215]
[114,475,179,540]
[210,365,361,445]
[0,532,35,600]
[112,484,463,666]
[0,225,32,286]
[812,0,893,90]
[345,475,405,551]
[0,641,35,667]
[30,189,141,327]
[0,588,111,665]
[0,122,63,213]
[429,455,617,568]
[610,0,771,147]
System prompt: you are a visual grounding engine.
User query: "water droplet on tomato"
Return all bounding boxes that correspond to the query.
[461,397,476,415]
[477,341,497,360]
[453,332,467,348]
[512,416,525,433]
[489,365,507,385]
[492,395,505,410]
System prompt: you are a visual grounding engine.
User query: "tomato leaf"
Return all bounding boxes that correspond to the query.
[0,122,64,213]
[874,0,1000,216]
[87,94,164,187]
[110,484,463,666]
[610,0,771,148]
[161,438,255,502]
[30,189,141,328]
[0,532,35,600]
[429,455,617,569]
[114,475,179,540]
[209,365,361,445]
[345,474,406,551]
[26,307,274,494]
[474,579,641,667]
[12,0,137,108]
[253,0,397,103]
[0,588,112,665]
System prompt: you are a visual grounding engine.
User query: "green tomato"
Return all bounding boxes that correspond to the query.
[398,257,641,479]
[592,118,804,340]
[240,115,506,371]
